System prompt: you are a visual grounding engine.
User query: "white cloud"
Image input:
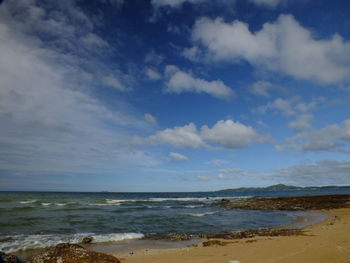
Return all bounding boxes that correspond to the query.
[144,113,157,125]
[145,68,161,80]
[189,14,350,84]
[273,160,350,185]
[288,114,313,132]
[149,123,205,148]
[101,75,129,91]
[0,0,156,176]
[201,120,265,149]
[168,152,189,162]
[248,0,284,8]
[135,119,267,149]
[145,50,164,65]
[165,65,234,99]
[248,81,278,97]
[255,96,324,116]
[151,0,207,8]
[217,169,248,179]
[295,97,325,113]
[256,97,296,116]
[208,159,229,167]
[277,118,350,153]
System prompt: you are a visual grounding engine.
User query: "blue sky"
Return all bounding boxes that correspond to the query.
[0,0,350,191]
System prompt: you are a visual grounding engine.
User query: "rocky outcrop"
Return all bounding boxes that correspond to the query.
[0,252,19,263]
[31,243,121,263]
[145,233,192,241]
[81,237,93,244]
[220,195,350,211]
[202,228,303,240]
[202,240,227,247]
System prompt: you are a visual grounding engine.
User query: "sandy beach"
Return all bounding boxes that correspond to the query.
[114,201,350,263]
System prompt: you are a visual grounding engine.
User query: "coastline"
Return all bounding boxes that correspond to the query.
[108,196,350,263]
[4,194,350,263]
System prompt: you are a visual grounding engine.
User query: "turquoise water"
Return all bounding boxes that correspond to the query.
[1,187,349,253]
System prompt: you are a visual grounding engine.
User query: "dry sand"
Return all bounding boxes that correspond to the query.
[114,208,350,263]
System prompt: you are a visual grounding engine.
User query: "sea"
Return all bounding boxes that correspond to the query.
[1,186,350,254]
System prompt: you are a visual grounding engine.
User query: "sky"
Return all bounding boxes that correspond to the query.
[0,0,350,192]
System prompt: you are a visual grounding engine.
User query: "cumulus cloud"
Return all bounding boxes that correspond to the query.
[134,119,267,149]
[101,75,129,91]
[256,97,297,116]
[201,120,266,148]
[144,113,157,125]
[288,114,313,132]
[145,68,161,80]
[273,160,350,185]
[248,81,280,97]
[188,14,350,84]
[149,123,205,148]
[255,96,324,116]
[164,65,234,99]
[277,118,350,153]
[168,152,189,162]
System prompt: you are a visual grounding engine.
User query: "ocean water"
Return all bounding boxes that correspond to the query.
[1,187,349,253]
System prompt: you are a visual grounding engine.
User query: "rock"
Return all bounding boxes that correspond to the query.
[81,237,93,244]
[220,195,350,211]
[202,240,226,247]
[204,228,303,240]
[32,243,121,263]
[167,233,191,241]
[0,252,19,263]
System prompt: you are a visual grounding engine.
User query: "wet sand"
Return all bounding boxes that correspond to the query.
[111,196,350,263]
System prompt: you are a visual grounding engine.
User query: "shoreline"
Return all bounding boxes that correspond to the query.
[110,208,349,263]
[11,209,327,260]
[5,194,350,262]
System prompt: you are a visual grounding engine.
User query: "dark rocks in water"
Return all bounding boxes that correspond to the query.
[81,236,93,244]
[203,228,303,240]
[220,194,350,211]
[145,233,192,241]
[32,243,121,263]
[202,240,226,247]
[0,252,19,263]
[167,233,192,241]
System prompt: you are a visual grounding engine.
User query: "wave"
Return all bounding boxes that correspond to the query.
[104,196,251,204]
[88,203,120,206]
[15,196,251,208]
[0,232,144,253]
[19,200,38,204]
[185,211,219,217]
[184,205,204,209]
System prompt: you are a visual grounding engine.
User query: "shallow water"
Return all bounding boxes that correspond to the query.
[0,188,349,253]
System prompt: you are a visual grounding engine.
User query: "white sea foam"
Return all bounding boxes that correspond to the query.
[0,233,144,253]
[185,211,219,217]
[41,203,51,206]
[19,200,37,204]
[185,205,204,208]
[103,196,251,204]
[105,199,132,204]
[91,203,120,206]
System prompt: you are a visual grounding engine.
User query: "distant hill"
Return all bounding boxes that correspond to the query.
[215,184,350,193]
